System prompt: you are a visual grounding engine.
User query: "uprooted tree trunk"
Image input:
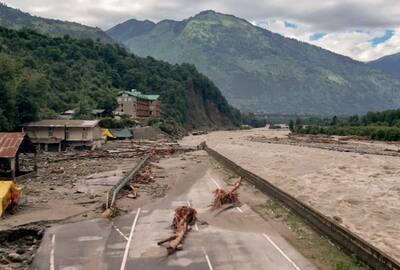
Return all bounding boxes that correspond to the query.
[158,206,197,255]
[212,178,242,210]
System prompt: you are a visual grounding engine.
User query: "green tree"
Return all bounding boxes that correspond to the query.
[288,120,294,132]
[294,118,302,132]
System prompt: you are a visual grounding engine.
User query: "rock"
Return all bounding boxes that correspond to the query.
[7,252,23,262]
[16,248,25,255]
[0,256,9,265]
[333,215,343,223]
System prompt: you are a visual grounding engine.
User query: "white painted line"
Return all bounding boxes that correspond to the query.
[50,234,55,270]
[208,172,221,189]
[202,247,214,270]
[113,225,129,241]
[262,233,302,270]
[186,201,199,231]
[120,208,141,270]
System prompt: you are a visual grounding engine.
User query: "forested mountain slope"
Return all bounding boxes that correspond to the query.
[368,53,400,80]
[0,26,241,131]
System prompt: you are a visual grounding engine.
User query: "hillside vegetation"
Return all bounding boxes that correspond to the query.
[108,10,400,115]
[368,53,400,80]
[0,26,241,131]
[0,3,112,42]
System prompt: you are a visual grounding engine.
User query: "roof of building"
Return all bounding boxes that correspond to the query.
[91,109,105,114]
[118,90,160,101]
[61,109,105,115]
[109,128,133,139]
[0,133,35,158]
[25,120,100,128]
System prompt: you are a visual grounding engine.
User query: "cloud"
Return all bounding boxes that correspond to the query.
[2,0,400,60]
[370,30,395,46]
[256,18,400,61]
[310,33,327,41]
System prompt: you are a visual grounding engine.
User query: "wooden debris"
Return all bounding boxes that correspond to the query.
[129,184,138,199]
[158,206,197,254]
[212,179,242,210]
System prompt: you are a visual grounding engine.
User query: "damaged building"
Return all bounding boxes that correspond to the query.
[0,133,37,179]
[23,120,103,151]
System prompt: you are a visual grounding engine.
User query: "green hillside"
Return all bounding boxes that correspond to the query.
[0,3,112,42]
[368,53,400,80]
[108,10,400,115]
[0,26,241,131]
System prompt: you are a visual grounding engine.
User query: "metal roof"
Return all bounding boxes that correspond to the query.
[118,90,160,101]
[25,120,100,128]
[109,128,133,139]
[0,133,25,158]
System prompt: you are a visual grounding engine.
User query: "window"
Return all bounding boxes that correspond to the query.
[82,128,88,139]
[48,127,54,137]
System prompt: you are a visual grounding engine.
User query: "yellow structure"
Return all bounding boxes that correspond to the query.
[0,181,22,217]
[102,128,115,139]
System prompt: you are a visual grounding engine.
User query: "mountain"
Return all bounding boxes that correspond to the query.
[0,26,241,131]
[106,19,155,42]
[107,10,400,115]
[368,53,400,80]
[0,3,112,42]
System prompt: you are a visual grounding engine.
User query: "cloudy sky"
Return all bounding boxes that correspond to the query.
[3,0,400,61]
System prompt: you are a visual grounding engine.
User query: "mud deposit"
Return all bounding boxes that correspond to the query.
[0,224,44,270]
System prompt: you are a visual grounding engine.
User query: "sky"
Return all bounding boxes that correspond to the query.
[3,0,400,61]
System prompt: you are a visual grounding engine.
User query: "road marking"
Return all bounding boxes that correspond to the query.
[262,233,302,270]
[186,201,199,231]
[113,225,129,241]
[208,172,221,189]
[120,208,141,270]
[50,234,55,270]
[202,247,214,270]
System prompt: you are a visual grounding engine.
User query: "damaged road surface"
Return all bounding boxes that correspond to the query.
[30,152,317,270]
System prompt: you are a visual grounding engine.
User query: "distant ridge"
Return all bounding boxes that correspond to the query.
[368,53,400,80]
[108,10,400,115]
[0,3,113,42]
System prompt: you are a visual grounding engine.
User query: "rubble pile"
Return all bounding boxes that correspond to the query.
[123,164,168,199]
[0,225,44,270]
[158,206,197,254]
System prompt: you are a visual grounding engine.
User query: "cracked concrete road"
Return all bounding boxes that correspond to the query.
[30,156,317,270]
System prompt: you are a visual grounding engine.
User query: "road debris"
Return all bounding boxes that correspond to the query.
[212,179,242,210]
[158,206,197,254]
[0,224,44,270]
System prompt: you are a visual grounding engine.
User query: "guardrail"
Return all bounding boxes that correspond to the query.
[205,145,400,270]
[106,154,151,209]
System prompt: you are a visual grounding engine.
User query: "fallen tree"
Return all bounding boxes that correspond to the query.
[212,178,242,210]
[158,206,197,254]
